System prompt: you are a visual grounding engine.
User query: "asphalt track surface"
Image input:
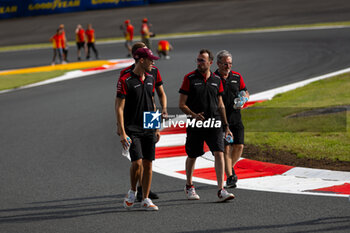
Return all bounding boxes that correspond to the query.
[1,0,350,46]
[1,1,350,233]
[1,27,350,233]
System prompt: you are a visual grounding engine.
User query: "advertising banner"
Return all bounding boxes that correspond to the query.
[148,0,182,3]
[85,0,145,10]
[25,0,83,17]
[0,0,183,19]
[0,0,23,19]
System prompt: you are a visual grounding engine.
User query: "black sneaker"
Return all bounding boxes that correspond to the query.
[226,175,238,188]
[232,168,236,176]
[137,186,142,202]
[149,190,159,200]
[137,186,159,202]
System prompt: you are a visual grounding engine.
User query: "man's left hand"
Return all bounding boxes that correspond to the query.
[155,131,161,143]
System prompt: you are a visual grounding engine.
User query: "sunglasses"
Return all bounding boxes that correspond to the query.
[219,62,232,66]
[196,58,207,63]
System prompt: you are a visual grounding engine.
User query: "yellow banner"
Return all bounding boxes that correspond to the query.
[0,5,17,14]
[28,0,80,11]
[91,0,139,5]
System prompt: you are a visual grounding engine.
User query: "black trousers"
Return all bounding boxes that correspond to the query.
[87,42,98,59]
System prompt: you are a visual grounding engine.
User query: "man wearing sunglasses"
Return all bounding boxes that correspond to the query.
[179,49,235,202]
[214,50,249,189]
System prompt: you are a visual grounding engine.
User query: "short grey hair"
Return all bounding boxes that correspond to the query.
[216,50,233,63]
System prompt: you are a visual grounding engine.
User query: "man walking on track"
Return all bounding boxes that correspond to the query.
[50,28,64,65]
[179,49,235,202]
[118,42,167,202]
[116,47,161,211]
[122,19,134,57]
[85,23,99,60]
[75,24,86,61]
[140,18,154,49]
[59,24,68,63]
[214,50,249,188]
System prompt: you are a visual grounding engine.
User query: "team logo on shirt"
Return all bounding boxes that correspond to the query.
[143,110,161,129]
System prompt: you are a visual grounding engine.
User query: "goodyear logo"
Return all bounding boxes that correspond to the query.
[28,0,80,11]
[0,6,17,14]
[91,0,138,5]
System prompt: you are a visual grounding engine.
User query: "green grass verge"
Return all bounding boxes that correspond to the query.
[0,70,67,90]
[244,73,350,162]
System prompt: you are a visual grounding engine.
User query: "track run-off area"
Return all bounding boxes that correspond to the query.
[1,25,350,232]
[1,25,349,196]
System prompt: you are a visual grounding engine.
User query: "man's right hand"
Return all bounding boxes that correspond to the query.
[120,134,132,150]
[193,112,205,121]
[116,125,121,136]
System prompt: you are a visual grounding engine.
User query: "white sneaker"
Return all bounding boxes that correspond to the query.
[123,189,137,209]
[217,189,235,202]
[184,185,200,200]
[141,198,159,211]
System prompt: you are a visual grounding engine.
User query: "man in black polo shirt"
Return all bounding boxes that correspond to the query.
[119,42,167,202]
[120,42,167,118]
[215,50,249,188]
[179,49,235,202]
[116,47,160,211]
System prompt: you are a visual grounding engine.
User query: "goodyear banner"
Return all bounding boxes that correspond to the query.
[0,0,84,18]
[85,0,145,10]
[0,0,145,19]
[148,0,182,2]
[25,0,82,16]
[0,0,22,19]
[0,0,183,19]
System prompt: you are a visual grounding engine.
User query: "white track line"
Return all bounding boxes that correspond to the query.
[249,67,350,101]
[0,59,134,95]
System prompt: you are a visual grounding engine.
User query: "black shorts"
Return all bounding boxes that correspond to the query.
[226,111,244,145]
[225,122,244,145]
[158,50,168,56]
[76,42,85,49]
[185,127,224,158]
[128,132,156,162]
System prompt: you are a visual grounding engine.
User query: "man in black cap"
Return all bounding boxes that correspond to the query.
[116,47,161,211]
